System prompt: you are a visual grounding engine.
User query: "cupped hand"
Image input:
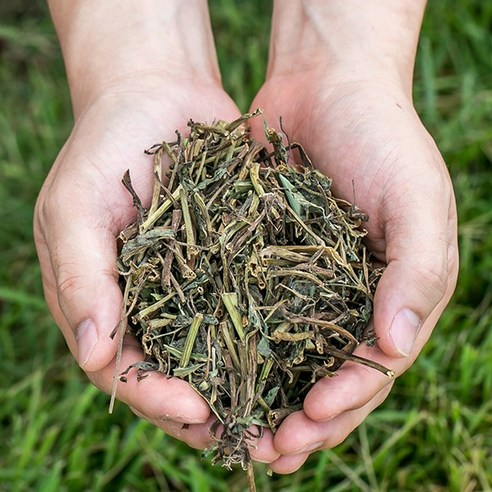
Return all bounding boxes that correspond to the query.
[250,69,459,473]
[33,79,281,463]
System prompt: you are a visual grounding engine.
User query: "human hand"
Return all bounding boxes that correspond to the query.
[34,82,242,445]
[249,0,459,474]
[35,0,281,464]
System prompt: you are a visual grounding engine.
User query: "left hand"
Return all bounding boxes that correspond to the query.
[249,65,459,473]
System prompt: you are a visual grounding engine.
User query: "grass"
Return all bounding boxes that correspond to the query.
[1,1,491,491]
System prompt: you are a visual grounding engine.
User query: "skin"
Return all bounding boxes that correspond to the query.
[35,0,458,475]
[249,0,458,472]
[36,0,280,465]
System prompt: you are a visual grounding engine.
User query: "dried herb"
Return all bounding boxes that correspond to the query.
[114,110,393,487]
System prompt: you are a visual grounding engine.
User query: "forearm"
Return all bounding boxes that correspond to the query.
[269,0,426,93]
[48,0,220,118]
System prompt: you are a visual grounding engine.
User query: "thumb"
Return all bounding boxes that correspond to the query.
[37,203,124,372]
[373,183,457,359]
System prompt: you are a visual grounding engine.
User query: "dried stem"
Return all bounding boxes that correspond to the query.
[115,110,390,474]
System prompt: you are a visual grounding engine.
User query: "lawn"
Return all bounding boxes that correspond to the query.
[1,1,491,491]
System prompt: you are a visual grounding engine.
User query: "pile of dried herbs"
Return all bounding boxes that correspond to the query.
[115,110,392,475]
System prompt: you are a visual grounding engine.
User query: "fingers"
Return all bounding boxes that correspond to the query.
[266,385,391,474]
[248,427,281,464]
[129,408,213,450]
[209,422,281,464]
[88,336,211,424]
[130,410,281,464]
[35,181,127,372]
[272,384,392,460]
[374,157,459,359]
[89,335,281,462]
[303,341,396,422]
[34,147,189,370]
[268,453,310,475]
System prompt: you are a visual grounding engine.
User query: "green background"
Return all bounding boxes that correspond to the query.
[1,1,491,491]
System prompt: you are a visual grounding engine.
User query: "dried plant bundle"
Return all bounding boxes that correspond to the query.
[115,110,392,480]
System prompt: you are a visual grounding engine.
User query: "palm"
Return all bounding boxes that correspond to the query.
[58,84,241,230]
[252,75,449,254]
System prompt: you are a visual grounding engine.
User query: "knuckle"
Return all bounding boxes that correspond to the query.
[419,256,448,295]
[33,192,52,239]
[35,181,59,222]
[34,185,66,244]
[447,238,460,288]
[56,263,87,308]
[411,257,449,309]
[413,203,457,309]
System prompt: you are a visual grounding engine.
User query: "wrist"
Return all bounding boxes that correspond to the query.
[49,0,221,119]
[268,0,426,94]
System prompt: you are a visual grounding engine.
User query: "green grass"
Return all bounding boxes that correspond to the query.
[1,1,491,491]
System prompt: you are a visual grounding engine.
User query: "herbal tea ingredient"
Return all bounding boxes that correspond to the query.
[115,110,392,471]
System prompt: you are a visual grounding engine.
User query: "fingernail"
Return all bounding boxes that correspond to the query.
[76,319,98,367]
[390,309,421,357]
[298,441,324,454]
